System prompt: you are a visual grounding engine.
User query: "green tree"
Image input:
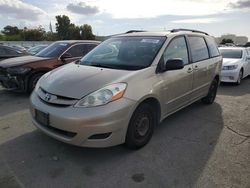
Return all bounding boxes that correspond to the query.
[0,34,5,40]
[220,38,234,44]
[21,27,46,41]
[45,32,58,41]
[55,15,72,40]
[2,25,20,36]
[55,15,95,40]
[80,24,95,40]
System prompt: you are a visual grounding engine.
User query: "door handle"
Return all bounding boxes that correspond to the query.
[187,67,193,73]
[194,65,198,70]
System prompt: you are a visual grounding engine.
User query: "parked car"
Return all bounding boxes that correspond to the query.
[11,45,27,52]
[0,40,100,92]
[27,45,48,55]
[0,45,26,61]
[219,47,250,85]
[30,29,222,149]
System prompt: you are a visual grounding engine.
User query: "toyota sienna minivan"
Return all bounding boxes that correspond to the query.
[30,29,222,149]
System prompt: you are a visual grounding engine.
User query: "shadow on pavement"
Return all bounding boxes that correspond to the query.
[0,101,224,188]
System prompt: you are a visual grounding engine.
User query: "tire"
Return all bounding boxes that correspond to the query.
[201,79,218,105]
[27,73,44,93]
[125,103,156,149]
[236,69,243,85]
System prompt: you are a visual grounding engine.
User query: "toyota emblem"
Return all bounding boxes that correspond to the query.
[45,93,51,101]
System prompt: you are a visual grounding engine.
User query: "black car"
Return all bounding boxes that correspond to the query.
[0,45,26,61]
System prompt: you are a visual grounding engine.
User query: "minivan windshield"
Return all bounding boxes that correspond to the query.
[219,49,243,59]
[36,42,70,58]
[79,36,166,70]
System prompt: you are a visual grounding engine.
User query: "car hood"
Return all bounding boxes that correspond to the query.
[222,58,242,66]
[39,63,133,99]
[0,55,50,68]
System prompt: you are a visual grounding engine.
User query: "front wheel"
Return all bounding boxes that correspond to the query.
[125,103,156,149]
[201,79,218,105]
[236,69,243,85]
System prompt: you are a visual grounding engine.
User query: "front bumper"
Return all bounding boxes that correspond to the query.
[0,74,25,91]
[220,69,239,83]
[30,91,136,148]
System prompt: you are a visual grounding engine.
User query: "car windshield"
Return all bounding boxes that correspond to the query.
[219,49,243,59]
[36,42,69,58]
[79,36,166,70]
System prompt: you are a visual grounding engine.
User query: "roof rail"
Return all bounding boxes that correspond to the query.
[170,28,208,35]
[126,30,146,34]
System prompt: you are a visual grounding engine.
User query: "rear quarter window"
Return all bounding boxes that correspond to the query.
[205,37,220,57]
[188,36,209,62]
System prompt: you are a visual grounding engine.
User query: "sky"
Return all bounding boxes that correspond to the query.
[0,0,250,39]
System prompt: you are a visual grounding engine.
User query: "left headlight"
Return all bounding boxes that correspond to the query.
[222,65,238,70]
[7,67,31,75]
[75,83,127,108]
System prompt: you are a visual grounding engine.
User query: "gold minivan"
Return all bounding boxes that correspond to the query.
[30,29,222,149]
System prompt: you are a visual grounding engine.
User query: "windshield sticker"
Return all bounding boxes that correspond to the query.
[59,43,68,46]
[141,39,160,44]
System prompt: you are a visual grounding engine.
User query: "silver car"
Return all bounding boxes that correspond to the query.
[30,29,222,149]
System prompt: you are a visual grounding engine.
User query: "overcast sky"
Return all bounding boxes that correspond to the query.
[0,0,249,39]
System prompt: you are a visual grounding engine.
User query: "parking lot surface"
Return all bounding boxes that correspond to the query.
[0,78,249,188]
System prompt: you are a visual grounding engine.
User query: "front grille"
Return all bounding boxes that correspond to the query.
[37,87,78,106]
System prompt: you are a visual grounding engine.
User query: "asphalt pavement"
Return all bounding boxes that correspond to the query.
[0,78,249,188]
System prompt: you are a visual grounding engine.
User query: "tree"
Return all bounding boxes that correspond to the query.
[55,15,72,40]
[220,38,234,44]
[45,32,58,41]
[2,25,20,36]
[80,24,95,40]
[244,42,250,47]
[55,15,95,40]
[21,26,46,41]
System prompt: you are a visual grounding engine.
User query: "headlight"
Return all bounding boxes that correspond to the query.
[75,83,127,107]
[7,67,31,75]
[222,65,238,70]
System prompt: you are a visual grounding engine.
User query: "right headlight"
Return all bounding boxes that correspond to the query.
[222,65,238,70]
[74,83,127,108]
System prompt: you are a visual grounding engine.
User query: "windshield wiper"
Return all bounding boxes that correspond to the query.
[90,63,116,69]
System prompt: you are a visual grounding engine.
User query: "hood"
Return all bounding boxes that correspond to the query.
[222,58,242,66]
[0,55,50,68]
[39,63,132,99]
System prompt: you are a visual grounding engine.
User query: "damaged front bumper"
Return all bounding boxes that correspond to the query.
[0,68,25,91]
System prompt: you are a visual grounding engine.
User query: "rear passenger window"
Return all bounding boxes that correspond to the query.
[163,36,189,65]
[66,44,87,57]
[206,37,220,57]
[189,36,209,62]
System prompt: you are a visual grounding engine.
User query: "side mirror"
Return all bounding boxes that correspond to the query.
[165,58,184,71]
[60,52,72,60]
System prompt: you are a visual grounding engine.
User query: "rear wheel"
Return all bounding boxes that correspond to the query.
[201,79,218,105]
[236,69,243,85]
[27,73,44,93]
[125,103,156,149]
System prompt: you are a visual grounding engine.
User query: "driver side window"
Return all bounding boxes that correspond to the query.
[163,37,189,65]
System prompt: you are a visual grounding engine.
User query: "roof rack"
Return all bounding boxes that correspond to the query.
[170,28,208,35]
[126,30,146,34]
